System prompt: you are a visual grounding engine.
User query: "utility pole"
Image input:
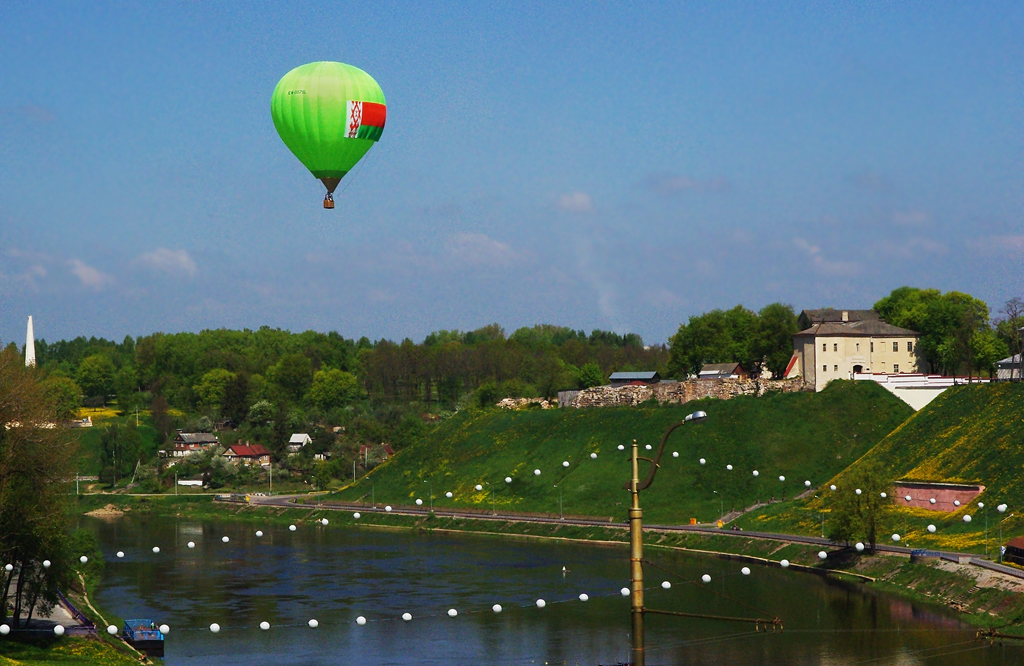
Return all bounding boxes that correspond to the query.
[629,438,645,666]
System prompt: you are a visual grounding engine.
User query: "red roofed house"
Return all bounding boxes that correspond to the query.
[224,443,271,467]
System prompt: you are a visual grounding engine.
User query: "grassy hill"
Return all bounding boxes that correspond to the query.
[742,382,1024,554]
[330,380,912,524]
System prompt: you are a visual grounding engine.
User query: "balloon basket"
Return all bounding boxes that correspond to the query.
[323,196,335,210]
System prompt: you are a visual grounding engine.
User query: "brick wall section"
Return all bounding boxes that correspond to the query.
[570,378,804,408]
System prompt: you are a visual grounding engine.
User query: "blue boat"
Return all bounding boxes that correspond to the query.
[123,619,165,657]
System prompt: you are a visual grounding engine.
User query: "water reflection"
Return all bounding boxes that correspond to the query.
[82,516,1021,665]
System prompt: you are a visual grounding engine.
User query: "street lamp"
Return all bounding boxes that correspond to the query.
[625,410,707,666]
[554,484,562,520]
[423,479,433,512]
[998,504,1010,562]
[712,490,723,522]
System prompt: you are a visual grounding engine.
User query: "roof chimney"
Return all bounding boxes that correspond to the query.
[841,311,849,322]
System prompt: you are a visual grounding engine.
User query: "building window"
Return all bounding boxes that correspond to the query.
[870,341,874,353]
[856,343,860,352]
[892,341,898,352]
[893,364,899,373]
[822,343,827,352]
[823,365,827,373]
[834,365,839,372]
[907,341,913,352]
[833,343,838,352]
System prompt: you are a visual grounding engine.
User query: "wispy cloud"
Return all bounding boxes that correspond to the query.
[555,191,593,213]
[445,232,518,267]
[68,259,113,290]
[892,210,931,227]
[792,238,860,276]
[646,174,730,195]
[134,248,197,277]
[847,169,892,192]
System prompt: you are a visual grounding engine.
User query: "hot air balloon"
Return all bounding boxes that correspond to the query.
[271,61,386,209]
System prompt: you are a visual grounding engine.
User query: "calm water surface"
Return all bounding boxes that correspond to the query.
[83,516,1022,665]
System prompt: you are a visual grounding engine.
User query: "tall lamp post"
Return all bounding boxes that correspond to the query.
[554,484,563,520]
[712,490,723,523]
[424,479,433,512]
[998,504,1010,562]
[626,410,707,666]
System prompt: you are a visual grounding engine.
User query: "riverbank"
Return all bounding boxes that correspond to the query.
[74,493,1024,636]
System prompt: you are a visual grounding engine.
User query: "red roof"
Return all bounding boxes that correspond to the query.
[227,444,270,457]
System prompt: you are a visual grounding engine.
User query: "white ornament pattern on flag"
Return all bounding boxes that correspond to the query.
[347,101,363,138]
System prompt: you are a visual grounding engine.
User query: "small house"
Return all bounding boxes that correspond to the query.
[608,371,661,388]
[698,362,749,380]
[164,431,219,458]
[997,354,1022,381]
[223,443,271,466]
[1005,536,1024,566]
[287,433,313,453]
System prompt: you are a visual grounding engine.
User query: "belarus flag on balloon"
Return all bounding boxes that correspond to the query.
[347,101,386,141]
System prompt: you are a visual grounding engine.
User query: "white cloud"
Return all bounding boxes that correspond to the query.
[135,248,197,277]
[555,191,593,213]
[68,259,113,290]
[647,174,729,195]
[446,232,518,267]
[793,238,860,277]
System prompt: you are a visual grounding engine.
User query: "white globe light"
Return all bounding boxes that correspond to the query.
[0,624,9,635]
[880,492,887,498]
[221,536,229,543]
[954,500,960,507]
[590,453,597,459]
[562,461,570,468]
[415,499,423,506]
[308,619,319,628]
[905,496,912,502]
[699,458,706,465]
[617,444,625,451]
[805,480,811,487]
[780,559,790,568]
[963,515,972,523]
[492,604,503,613]
[3,564,11,572]
[353,512,361,519]
[447,609,458,617]
[152,547,160,553]
[891,534,901,542]
[505,477,512,484]
[741,567,751,576]
[701,574,711,583]
[536,599,546,608]
[445,492,453,498]
[855,489,862,496]
[259,621,270,631]
[927,524,937,533]
[661,581,671,589]
[998,504,1008,513]
[779,476,785,482]
[385,506,392,512]
[929,498,936,504]
[321,518,329,526]
[402,612,412,622]
[855,542,865,552]
[209,623,220,633]
[534,469,541,476]
[187,542,195,549]
[43,560,51,568]
[978,502,985,509]
[159,624,169,634]
[107,625,118,635]
[726,465,733,471]
[578,594,589,602]
[818,551,827,560]
[645,444,652,450]
[752,470,759,477]
[256,531,264,537]
[116,552,124,558]
[79,556,88,564]
[672,452,679,458]
[830,485,837,491]
[620,587,630,596]
[475,484,483,491]
[53,625,65,636]
[289,525,297,531]
[356,616,367,625]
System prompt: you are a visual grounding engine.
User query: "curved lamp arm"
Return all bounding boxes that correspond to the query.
[624,410,706,491]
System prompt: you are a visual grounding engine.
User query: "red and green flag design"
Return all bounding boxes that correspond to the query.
[347,101,386,141]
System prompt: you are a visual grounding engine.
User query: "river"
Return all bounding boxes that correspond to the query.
[82,516,1021,665]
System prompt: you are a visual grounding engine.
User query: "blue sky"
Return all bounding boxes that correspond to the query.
[1,2,1021,346]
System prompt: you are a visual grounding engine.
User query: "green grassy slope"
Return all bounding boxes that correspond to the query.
[743,383,1024,553]
[72,413,160,476]
[330,381,912,524]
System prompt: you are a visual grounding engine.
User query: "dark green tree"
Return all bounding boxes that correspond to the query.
[751,303,799,378]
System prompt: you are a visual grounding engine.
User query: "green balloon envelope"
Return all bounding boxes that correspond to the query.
[271,61,386,194]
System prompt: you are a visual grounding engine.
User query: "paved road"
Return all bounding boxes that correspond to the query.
[237,493,1014,574]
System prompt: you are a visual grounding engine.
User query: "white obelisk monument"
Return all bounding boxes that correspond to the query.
[25,316,36,367]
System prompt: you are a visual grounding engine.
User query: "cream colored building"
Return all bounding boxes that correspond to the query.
[789,312,922,392]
